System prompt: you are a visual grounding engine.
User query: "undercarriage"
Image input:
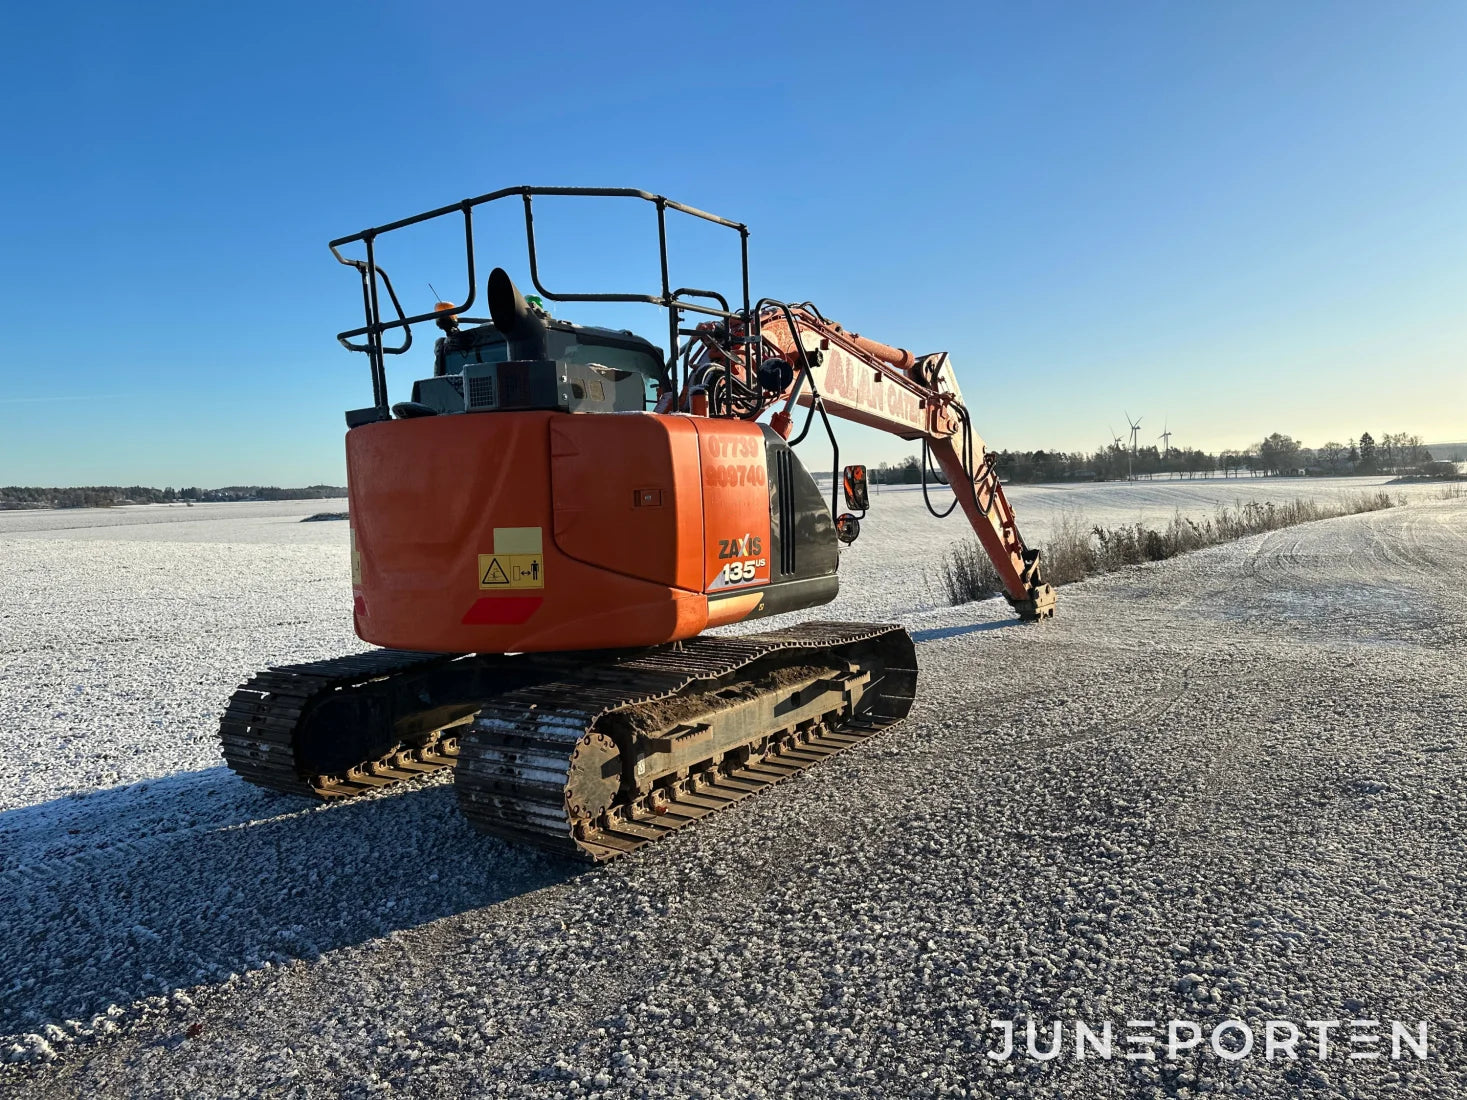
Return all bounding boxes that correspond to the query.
[221,623,916,860]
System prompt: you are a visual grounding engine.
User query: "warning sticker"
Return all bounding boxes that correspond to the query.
[508,554,543,587]
[478,553,544,589]
[478,528,546,590]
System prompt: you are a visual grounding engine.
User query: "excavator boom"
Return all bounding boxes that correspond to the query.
[694,305,1055,618]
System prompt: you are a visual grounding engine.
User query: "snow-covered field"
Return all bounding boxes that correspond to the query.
[2,480,1465,1097]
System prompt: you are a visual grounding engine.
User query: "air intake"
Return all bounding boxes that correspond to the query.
[777,449,796,575]
[462,363,499,411]
[467,373,496,410]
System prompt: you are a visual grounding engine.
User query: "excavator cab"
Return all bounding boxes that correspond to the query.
[368,268,667,421]
[406,296,666,418]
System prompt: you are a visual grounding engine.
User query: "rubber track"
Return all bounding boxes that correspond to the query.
[220,649,468,797]
[455,621,916,861]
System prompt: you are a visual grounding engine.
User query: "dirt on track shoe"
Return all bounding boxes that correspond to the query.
[219,649,485,799]
[454,622,918,861]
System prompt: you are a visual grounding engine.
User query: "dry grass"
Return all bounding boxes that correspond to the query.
[941,490,1399,605]
[939,543,1005,603]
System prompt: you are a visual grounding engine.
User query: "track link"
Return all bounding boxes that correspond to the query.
[456,622,917,861]
[220,649,468,798]
[221,623,917,860]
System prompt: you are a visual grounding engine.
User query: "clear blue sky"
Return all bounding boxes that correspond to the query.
[1,1,1462,486]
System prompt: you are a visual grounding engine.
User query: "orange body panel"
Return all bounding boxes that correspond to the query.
[693,420,771,595]
[347,412,775,653]
[550,414,704,591]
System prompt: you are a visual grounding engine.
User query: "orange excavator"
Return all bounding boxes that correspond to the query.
[221,187,1053,860]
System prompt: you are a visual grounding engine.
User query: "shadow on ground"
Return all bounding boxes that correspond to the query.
[0,769,577,1037]
[911,619,1019,644]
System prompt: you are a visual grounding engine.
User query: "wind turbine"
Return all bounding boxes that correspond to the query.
[1105,424,1125,479]
[1125,411,1142,479]
[1125,411,1143,451]
[1158,418,1174,480]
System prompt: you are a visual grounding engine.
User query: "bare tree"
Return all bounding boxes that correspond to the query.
[1379,432,1402,473]
[1403,434,1427,469]
[1257,433,1302,475]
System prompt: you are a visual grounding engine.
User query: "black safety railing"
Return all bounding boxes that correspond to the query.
[329,186,751,414]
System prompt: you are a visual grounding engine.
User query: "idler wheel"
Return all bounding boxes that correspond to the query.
[565,732,622,820]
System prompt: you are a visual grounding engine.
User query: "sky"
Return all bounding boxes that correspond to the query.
[0,0,1462,486]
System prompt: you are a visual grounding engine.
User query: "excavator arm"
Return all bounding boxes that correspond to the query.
[687,305,1056,620]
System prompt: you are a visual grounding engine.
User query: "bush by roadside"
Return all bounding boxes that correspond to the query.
[941,491,1400,604]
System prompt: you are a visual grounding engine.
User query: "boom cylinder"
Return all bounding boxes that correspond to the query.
[846,333,914,371]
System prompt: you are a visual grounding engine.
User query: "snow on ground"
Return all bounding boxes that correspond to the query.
[2,482,1465,1097]
[0,499,358,809]
[0,478,1428,809]
[0,498,354,543]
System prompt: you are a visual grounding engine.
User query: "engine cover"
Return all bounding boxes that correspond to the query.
[346,411,838,653]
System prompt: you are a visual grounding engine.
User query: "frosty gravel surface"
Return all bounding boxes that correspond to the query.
[1,486,1465,1098]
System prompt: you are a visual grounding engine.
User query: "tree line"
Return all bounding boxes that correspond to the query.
[3,429,1456,506]
[869,431,1456,485]
[0,485,348,509]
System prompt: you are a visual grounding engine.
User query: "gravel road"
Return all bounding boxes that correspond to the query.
[2,488,1464,1098]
